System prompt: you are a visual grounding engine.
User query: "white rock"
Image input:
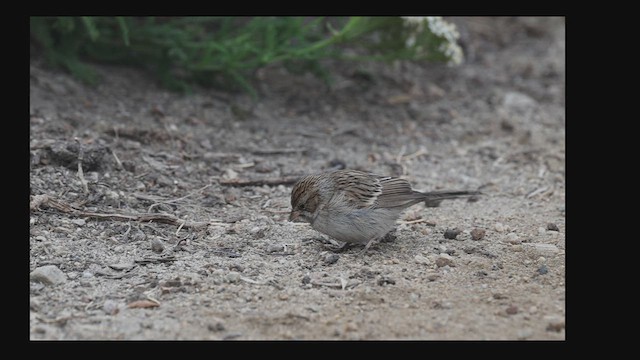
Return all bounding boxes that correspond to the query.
[223,168,238,180]
[526,243,560,254]
[71,219,86,226]
[503,91,537,111]
[414,255,430,265]
[517,328,534,340]
[506,232,521,244]
[30,265,67,285]
[225,271,241,283]
[494,222,508,232]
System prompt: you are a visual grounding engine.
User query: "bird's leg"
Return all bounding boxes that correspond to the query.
[358,237,380,255]
[327,241,355,252]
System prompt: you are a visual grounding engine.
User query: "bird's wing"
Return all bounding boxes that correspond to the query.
[333,170,419,209]
[332,170,383,208]
[376,176,422,208]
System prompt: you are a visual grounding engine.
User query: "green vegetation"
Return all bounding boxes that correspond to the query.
[30,16,463,96]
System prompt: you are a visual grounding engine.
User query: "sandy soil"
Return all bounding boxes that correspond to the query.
[29,17,565,340]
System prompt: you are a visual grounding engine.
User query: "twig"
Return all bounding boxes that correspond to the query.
[250,148,307,155]
[402,147,428,161]
[110,147,124,170]
[399,218,436,226]
[219,176,300,187]
[142,183,211,213]
[75,138,89,194]
[32,195,215,230]
[526,186,552,199]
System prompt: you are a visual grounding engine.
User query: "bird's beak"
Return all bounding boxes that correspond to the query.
[289,211,300,222]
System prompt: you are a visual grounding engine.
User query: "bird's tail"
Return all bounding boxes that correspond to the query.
[418,190,482,207]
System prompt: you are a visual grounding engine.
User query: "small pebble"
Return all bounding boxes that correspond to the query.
[225,271,241,283]
[435,254,455,267]
[30,265,67,285]
[71,219,86,226]
[537,265,548,275]
[266,244,284,253]
[377,277,396,286]
[506,305,518,315]
[546,223,559,231]
[302,275,311,285]
[517,328,534,340]
[470,228,486,241]
[324,253,339,265]
[494,222,508,232]
[545,316,565,332]
[506,232,521,244]
[207,319,226,332]
[414,255,430,265]
[426,273,440,282]
[150,239,165,253]
[443,228,460,240]
[103,300,120,315]
[527,243,559,254]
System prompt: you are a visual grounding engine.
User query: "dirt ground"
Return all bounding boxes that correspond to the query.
[29,17,565,340]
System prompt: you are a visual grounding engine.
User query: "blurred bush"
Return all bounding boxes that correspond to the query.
[30,16,463,96]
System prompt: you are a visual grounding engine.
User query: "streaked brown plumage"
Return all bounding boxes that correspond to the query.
[290,169,481,252]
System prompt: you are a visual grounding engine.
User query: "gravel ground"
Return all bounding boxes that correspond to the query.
[29,17,565,340]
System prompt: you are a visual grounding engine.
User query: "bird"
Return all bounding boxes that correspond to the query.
[289,169,481,253]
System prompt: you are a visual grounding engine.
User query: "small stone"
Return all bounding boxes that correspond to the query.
[494,222,508,232]
[30,265,67,285]
[278,293,289,301]
[506,305,519,315]
[377,277,396,286]
[35,235,46,242]
[103,299,120,315]
[470,228,486,241]
[506,232,521,244]
[537,227,547,235]
[323,253,339,265]
[207,319,226,332]
[150,239,165,253]
[71,218,86,226]
[443,228,461,240]
[225,271,241,283]
[537,265,548,275]
[527,243,559,254]
[229,264,244,272]
[546,223,559,231]
[251,227,266,239]
[344,322,359,332]
[435,254,455,267]
[414,255,430,265]
[517,328,534,340]
[503,91,537,111]
[223,168,238,180]
[267,244,284,253]
[426,273,440,282]
[545,316,565,332]
[302,275,311,285]
[493,293,508,300]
